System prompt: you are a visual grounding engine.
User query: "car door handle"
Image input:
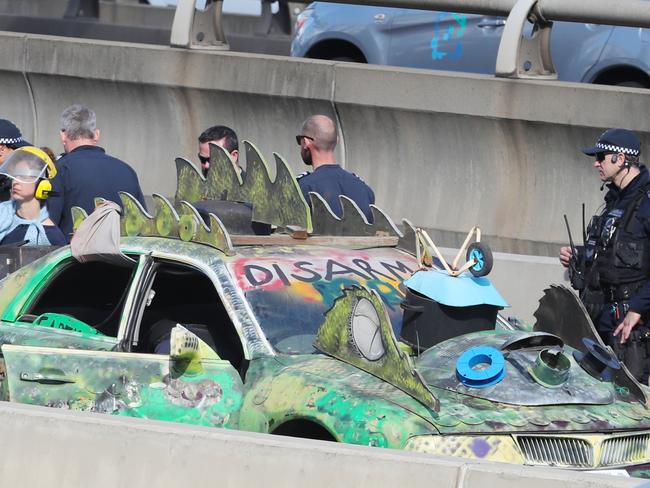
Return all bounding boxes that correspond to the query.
[477,19,506,28]
[20,371,75,384]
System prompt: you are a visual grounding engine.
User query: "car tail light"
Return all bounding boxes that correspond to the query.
[295,9,312,35]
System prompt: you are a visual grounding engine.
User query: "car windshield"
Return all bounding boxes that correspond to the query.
[228,246,417,354]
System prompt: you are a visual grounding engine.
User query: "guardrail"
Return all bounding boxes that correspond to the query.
[21,0,650,80]
[170,0,650,80]
[312,0,650,26]
[313,0,650,79]
[170,0,294,48]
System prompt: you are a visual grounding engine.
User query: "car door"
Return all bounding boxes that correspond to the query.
[550,21,615,83]
[2,344,243,428]
[1,253,245,428]
[387,9,505,74]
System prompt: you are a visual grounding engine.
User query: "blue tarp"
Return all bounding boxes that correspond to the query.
[404,269,509,308]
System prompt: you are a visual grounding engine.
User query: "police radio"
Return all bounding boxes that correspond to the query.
[564,209,586,291]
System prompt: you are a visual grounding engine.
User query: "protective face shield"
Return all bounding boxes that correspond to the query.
[0,147,57,199]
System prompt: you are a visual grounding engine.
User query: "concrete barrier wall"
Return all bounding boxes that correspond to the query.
[1,32,647,255]
[0,401,643,488]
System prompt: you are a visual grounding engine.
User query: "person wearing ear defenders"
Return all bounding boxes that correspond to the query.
[559,128,650,382]
[0,146,66,246]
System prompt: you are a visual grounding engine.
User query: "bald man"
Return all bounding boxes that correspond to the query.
[296,115,375,222]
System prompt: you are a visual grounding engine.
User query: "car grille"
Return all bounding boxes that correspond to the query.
[516,433,650,468]
[601,433,650,467]
[517,436,593,467]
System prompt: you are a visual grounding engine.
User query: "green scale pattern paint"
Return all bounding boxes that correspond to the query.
[238,356,438,448]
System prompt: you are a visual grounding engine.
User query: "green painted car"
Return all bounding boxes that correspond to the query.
[0,142,650,477]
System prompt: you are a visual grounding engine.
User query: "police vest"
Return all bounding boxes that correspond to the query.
[594,185,650,286]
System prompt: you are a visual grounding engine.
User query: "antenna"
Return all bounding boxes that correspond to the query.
[564,214,576,253]
[581,203,586,246]
[564,214,585,290]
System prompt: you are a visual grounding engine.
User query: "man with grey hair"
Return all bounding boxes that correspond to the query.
[296,114,375,221]
[48,104,145,241]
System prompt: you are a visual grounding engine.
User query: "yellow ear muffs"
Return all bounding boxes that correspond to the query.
[35,179,52,200]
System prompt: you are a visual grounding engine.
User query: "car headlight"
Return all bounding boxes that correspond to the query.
[405,435,525,464]
[406,432,650,469]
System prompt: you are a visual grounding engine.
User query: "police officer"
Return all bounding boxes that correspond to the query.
[0,119,31,202]
[296,115,375,222]
[560,128,650,381]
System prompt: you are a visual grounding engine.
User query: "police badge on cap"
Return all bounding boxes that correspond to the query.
[0,119,31,148]
[582,128,641,157]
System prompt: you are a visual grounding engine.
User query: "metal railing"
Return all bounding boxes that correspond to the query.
[171,0,294,49]
[313,0,650,28]
[170,0,650,80]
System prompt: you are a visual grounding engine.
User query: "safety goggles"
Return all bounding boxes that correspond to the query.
[0,153,47,184]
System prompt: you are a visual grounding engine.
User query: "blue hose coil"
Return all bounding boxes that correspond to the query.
[456,346,506,388]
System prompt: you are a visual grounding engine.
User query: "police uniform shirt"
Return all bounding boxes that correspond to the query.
[297,164,375,222]
[592,166,650,317]
[47,145,146,241]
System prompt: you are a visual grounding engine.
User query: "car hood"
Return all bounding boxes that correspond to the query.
[417,330,614,406]
[415,330,650,434]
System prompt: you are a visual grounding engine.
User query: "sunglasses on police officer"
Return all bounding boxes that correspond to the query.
[595,153,621,163]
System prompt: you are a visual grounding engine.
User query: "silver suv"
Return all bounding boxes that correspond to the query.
[291,2,650,87]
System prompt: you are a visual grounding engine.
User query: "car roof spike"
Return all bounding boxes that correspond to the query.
[76,141,414,249]
[205,143,243,201]
[370,204,403,238]
[174,156,205,204]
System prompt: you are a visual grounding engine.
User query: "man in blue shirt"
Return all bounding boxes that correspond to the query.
[47,104,145,241]
[296,115,375,222]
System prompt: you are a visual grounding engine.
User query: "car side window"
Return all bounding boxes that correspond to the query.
[23,259,137,337]
[132,262,246,373]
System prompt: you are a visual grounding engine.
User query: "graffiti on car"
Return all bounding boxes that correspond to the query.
[431,12,467,61]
